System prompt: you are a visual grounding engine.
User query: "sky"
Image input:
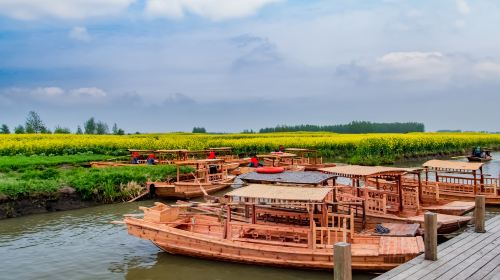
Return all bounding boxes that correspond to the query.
[0,0,499,133]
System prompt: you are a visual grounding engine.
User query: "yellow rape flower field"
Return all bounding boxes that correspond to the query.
[1,132,499,164]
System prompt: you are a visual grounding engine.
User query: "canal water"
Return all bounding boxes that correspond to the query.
[0,153,498,280]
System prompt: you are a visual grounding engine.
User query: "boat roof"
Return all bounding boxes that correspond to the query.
[176,158,225,165]
[155,149,188,153]
[206,147,232,151]
[285,148,317,152]
[423,160,484,171]
[319,165,419,178]
[225,184,331,202]
[257,152,297,158]
[238,171,335,185]
[128,149,155,153]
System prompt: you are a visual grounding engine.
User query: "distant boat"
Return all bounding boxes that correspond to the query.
[467,149,493,162]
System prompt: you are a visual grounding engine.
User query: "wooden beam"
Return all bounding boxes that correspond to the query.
[334,242,352,280]
[417,172,423,204]
[424,212,438,261]
[475,195,486,233]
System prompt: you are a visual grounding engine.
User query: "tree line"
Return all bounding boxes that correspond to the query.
[258,121,425,133]
[0,111,125,135]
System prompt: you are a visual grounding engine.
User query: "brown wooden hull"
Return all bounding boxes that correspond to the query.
[467,156,492,162]
[362,213,471,235]
[125,217,423,271]
[148,177,234,199]
[437,192,500,206]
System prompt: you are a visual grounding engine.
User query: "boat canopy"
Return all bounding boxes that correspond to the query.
[423,160,484,172]
[225,184,331,202]
[319,165,420,178]
[238,171,335,185]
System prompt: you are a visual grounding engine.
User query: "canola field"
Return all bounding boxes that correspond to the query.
[1,132,499,164]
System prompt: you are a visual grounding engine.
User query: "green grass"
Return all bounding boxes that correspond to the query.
[0,156,192,202]
[0,153,118,172]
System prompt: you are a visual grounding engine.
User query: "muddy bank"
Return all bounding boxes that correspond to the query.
[0,187,98,219]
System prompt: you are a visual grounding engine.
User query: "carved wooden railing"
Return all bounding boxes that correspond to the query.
[313,212,354,249]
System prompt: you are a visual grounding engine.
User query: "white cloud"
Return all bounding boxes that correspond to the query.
[0,87,108,105]
[375,52,452,82]
[69,27,91,42]
[145,0,282,20]
[473,61,500,80]
[456,0,470,15]
[0,0,134,20]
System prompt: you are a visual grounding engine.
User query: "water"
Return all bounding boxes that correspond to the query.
[0,153,499,280]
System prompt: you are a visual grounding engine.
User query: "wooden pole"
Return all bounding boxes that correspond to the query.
[475,195,486,233]
[334,242,352,280]
[397,175,403,211]
[251,204,256,224]
[417,172,423,204]
[308,204,315,249]
[473,170,477,195]
[479,166,485,193]
[424,212,438,261]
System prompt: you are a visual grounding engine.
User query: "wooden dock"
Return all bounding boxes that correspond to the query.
[373,214,500,280]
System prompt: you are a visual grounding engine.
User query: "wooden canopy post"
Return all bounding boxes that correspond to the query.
[308,204,315,249]
[473,170,478,195]
[425,168,429,183]
[226,203,232,239]
[479,166,485,193]
[176,165,180,182]
[397,175,403,212]
[321,202,328,227]
[363,176,368,214]
[251,203,256,224]
[375,177,380,190]
[417,172,423,204]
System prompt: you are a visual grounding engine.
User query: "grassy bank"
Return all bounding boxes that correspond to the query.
[0,157,191,203]
[1,132,499,164]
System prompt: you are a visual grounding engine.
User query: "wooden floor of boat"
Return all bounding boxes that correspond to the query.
[405,213,471,224]
[369,223,420,237]
[374,214,500,280]
[421,201,475,215]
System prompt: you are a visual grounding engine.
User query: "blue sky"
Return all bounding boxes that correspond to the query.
[0,0,499,132]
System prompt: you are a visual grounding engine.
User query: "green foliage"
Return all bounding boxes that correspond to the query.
[0,154,115,172]
[192,127,207,133]
[96,121,109,135]
[14,125,25,134]
[0,124,10,134]
[259,121,425,133]
[84,117,97,134]
[25,111,47,134]
[54,126,71,134]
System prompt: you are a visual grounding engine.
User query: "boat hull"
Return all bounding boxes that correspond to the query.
[125,218,423,271]
[467,156,492,162]
[148,177,234,199]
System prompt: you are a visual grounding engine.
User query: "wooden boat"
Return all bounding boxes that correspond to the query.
[467,148,493,162]
[124,185,424,271]
[318,165,472,234]
[467,156,492,162]
[420,160,500,205]
[91,149,188,167]
[148,159,235,199]
[284,148,336,171]
[237,171,336,187]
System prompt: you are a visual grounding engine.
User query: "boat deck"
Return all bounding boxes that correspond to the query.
[374,214,500,280]
[370,223,420,237]
[421,201,475,216]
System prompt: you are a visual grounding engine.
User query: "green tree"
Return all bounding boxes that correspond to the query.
[192,127,206,133]
[96,121,109,134]
[25,111,47,133]
[14,125,25,134]
[0,124,10,134]
[54,126,71,134]
[76,125,83,134]
[84,117,96,134]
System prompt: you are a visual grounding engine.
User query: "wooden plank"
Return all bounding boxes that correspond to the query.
[447,243,500,280]
[374,215,500,280]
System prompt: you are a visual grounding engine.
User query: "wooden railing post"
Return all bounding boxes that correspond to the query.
[334,242,352,280]
[475,195,486,233]
[424,212,438,261]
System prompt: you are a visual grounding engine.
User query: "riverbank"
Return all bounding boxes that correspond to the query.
[0,156,194,219]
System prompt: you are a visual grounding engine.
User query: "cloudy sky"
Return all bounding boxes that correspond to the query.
[0,0,499,132]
